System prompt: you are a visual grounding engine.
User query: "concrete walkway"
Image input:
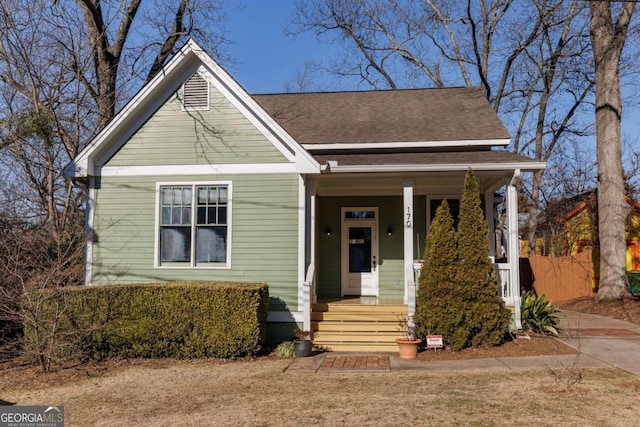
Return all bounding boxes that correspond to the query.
[286,310,640,376]
[555,310,640,376]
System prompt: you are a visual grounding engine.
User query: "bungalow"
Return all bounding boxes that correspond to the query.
[64,40,545,350]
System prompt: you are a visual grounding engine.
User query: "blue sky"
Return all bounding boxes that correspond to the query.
[225,1,638,154]
[226,1,332,94]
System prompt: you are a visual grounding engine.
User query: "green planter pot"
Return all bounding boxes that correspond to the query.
[294,340,313,357]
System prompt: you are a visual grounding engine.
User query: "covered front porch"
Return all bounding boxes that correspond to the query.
[299,168,524,347]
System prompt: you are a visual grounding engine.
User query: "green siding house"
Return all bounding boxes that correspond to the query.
[64,40,544,350]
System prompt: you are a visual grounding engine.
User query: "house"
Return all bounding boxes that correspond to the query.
[64,40,545,350]
[521,190,640,291]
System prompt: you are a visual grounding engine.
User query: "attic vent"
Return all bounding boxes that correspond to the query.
[182,73,209,111]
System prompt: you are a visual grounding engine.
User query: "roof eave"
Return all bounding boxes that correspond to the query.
[303,138,511,151]
[323,161,546,173]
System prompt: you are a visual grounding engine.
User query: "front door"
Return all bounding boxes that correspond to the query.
[341,219,378,296]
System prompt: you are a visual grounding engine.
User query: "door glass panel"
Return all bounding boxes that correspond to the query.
[349,227,371,273]
[345,211,375,219]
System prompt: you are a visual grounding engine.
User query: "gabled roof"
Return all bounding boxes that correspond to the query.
[65,39,543,179]
[559,190,640,224]
[64,40,319,178]
[253,87,511,149]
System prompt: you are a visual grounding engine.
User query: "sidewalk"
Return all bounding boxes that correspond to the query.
[287,310,640,376]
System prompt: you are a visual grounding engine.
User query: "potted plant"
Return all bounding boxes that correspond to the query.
[293,328,314,357]
[395,314,421,360]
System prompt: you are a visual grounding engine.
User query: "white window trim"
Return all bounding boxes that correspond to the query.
[181,71,210,112]
[154,181,232,269]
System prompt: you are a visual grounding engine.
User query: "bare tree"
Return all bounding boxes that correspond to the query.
[589,1,635,301]
[292,0,595,253]
[0,0,228,352]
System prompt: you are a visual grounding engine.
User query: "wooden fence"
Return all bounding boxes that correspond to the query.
[520,250,594,302]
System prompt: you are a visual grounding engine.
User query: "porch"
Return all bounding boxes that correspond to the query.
[308,261,517,352]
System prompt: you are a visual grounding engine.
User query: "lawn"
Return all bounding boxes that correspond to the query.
[2,357,639,426]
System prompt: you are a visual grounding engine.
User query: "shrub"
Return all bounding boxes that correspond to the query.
[455,168,511,349]
[628,272,640,293]
[273,341,295,358]
[414,169,511,351]
[414,200,462,344]
[520,291,560,336]
[24,282,269,366]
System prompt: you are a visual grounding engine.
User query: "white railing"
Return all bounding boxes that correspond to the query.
[496,263,512,305]
[406,263,416,324]
[302,263,316,331]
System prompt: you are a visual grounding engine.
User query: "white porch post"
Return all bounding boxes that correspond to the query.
[507,170,522,329]
[299,177,311,331]
[485,189,496,259]
[403,180,415,318]
[308,181,317,304]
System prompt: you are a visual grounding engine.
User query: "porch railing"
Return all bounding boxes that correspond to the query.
[302,262,315,330]
[496,263,513,305]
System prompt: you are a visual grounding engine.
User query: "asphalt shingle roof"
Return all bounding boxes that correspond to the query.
[252,87,510,145]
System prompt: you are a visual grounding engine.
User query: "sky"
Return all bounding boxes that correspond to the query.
[225,1,639,155]
[225,1,333,94]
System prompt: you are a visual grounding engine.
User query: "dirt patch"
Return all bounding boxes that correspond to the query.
[556,295,640,324]
[416,335,574,361]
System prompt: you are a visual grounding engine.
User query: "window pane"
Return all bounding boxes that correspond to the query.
[208,207,217,224]
[171,207,181,224]
[173,188,182,204]
[198,187,207,204]
[182,207,191,224]
[218,207,227,224]
[208,187,217,203]
[348,227,371,272]
[345,211,375,219]
[197,207,206,224]
[161,207,170,225]
[183,188,192,206]
[161,188,172,205]
[161,227,191,262]
[196,226,227,263]
[219,187,228,203]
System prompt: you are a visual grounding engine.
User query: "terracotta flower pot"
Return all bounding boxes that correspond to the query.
[395,338,421,360]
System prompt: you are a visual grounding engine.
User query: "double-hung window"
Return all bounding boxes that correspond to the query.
[158,183,230,267]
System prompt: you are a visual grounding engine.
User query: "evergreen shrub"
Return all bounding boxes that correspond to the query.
[414,169,511,350]
[24,282,269,362]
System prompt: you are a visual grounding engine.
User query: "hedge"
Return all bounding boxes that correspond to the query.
[24,281,269,361]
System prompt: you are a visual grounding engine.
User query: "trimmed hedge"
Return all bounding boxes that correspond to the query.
[24,282,269,361]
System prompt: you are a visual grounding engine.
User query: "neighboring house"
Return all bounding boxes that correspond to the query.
[64,40,545,350]
[521,190,640,289]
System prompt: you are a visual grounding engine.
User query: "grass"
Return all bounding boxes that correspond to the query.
[2,357,640,426]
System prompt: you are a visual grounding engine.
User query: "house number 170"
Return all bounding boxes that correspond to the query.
[406,207,412,228]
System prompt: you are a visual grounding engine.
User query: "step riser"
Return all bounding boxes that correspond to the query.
[316,343,398,352]
[312,304,408,313]
[315,332,402,342]
[312,322,398,332]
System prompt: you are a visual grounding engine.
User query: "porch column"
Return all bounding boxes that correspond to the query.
[300,177,311,331]
[307,180,317,304]
[485,189,496,259]
[506,170,522,329]
[403,180,415,317]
